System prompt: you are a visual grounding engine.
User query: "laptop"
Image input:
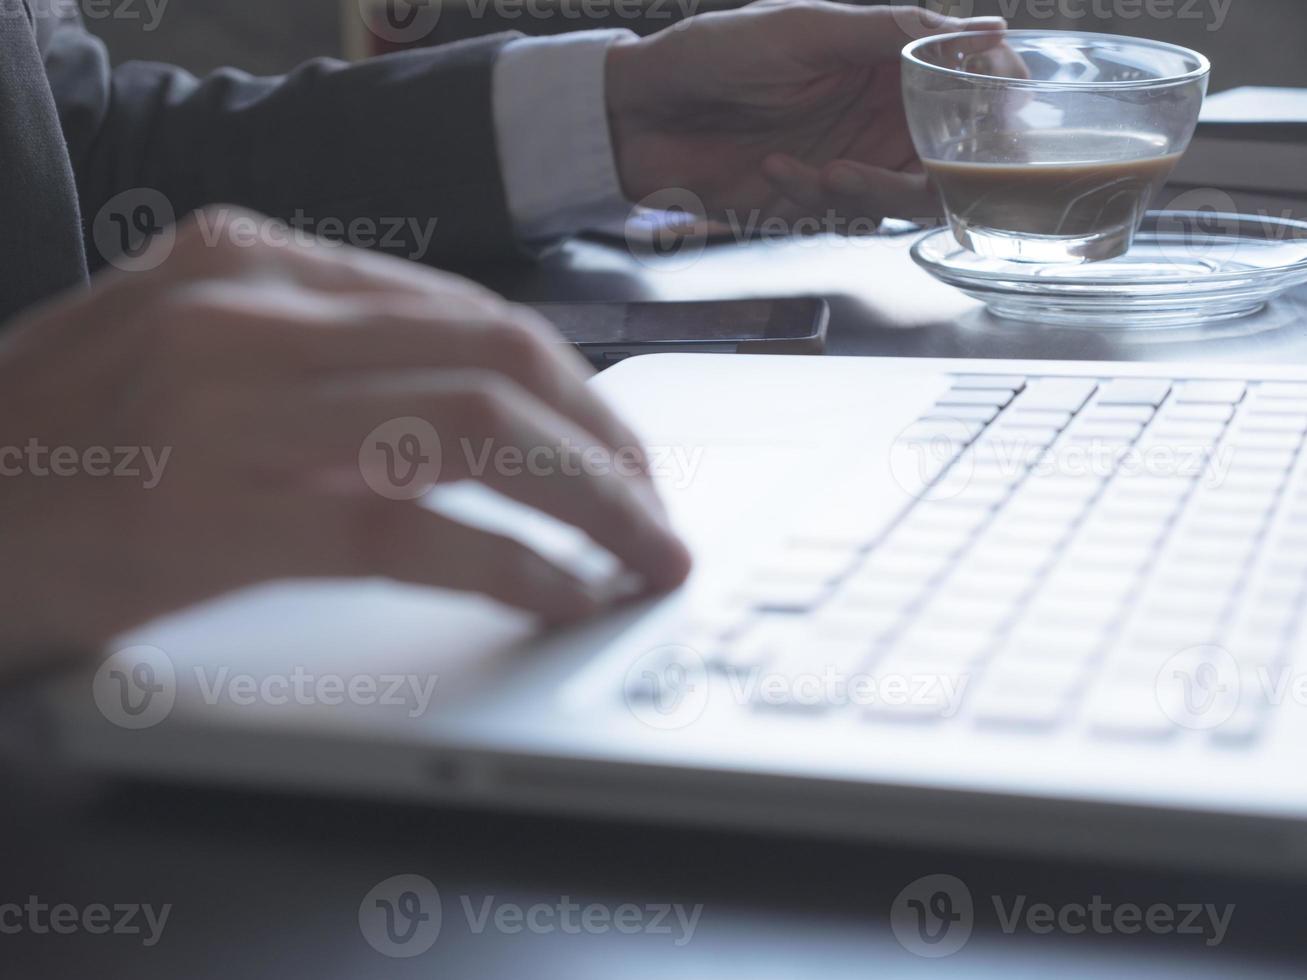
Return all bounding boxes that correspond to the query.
[47,353,1307,874]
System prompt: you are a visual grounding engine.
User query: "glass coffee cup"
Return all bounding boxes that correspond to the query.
[903,30,1210,264]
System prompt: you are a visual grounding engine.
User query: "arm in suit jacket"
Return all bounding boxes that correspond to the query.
[38,6,523,271]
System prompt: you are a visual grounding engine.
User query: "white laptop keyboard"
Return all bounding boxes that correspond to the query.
[656,373,1307,744]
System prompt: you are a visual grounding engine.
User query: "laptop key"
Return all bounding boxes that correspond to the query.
[1000,409,1073,430]
[750,640,874,712]
[1096,379,1172,406]
[972,688,1069,729]
[1256,383,1307,400]
[863,682,963,724]
[1067,420,1144,442]
[985,656,1088,691]
[1248,397,1307,415]
[1209,699,1269,745]
[736,578,832,613]
[983,425,1062,450]
[892,623,996,664]
[754,544,861,582]
[1149,419,1226,442]
[1080,404,1156,424]
[1238,414,1307,434]
[811,605,903,640]
[953,375,1027,391]
[1224,429,1303,451]
[1173,381,1247,405]
[1000,626,1106,663]
[834,577,926,609]
[1001,496,1088,525]
[719,615,807,671]
[1218,448,1295,472]
[914,594,1017,631]
[1019,378,1098,412]
[934,481,1013,509]
[937,388,1016,408]
[1086,689,1179,740]
[1163,403,1235,422]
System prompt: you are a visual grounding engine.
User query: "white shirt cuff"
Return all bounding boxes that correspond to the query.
[492,30,636,243]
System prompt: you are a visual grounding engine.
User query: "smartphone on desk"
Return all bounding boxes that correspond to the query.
[528,298,829,366]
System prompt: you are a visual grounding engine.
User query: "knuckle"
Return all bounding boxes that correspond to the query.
[174,205,272,265]
[133,287,245,377]
[446,373,519,434]
[779,0,820,21]
[427,267,504,306]
[489,317,551,381]
[585,467,637,530]
[144,286,227,338]
[171,209,217,251]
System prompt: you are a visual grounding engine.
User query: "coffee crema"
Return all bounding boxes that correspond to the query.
[924,130,1182,239]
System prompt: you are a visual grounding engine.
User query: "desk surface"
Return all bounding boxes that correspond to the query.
[9,224,1307,978]
[486,227,1307,366]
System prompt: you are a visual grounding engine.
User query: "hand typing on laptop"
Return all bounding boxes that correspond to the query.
[0,214,691,683]
[0,1,997,672]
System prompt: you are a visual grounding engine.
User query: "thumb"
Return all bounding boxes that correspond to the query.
[821,160,939,222]
[763,155,939,225]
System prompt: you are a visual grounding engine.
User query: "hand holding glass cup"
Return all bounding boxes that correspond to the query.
[903,31,1210,264]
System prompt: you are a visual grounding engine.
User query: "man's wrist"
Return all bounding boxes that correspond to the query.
[492,30,637,241]
[604,34,653,202]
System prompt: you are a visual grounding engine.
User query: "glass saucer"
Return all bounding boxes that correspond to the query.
[912,211,1307,328]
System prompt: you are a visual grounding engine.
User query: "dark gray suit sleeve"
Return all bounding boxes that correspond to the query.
[41,16,524,271]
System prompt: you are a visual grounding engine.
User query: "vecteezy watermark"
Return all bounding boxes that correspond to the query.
[626,189,710,271]
[359,417,443,501]
[459,895,703,946]
[622,645,969,726]
[1155,190,1307,272]
[891,874,1233,957]
[359,875,443,958]
[725,667,969,715]
[459,438,702,490]
[0,439,170,488]
[191,666,438,719]
[891,874,974,957]
[623,644,711,731]
[721,209,889,244]
[888,0,1233,34]
[624,189,921,271]
[93,192,441,271]
[92,645,177,730]
[467,0,700,23]
[93,646,441,729]
[1155,647,1307,733]
[1154,189,1243,269]
[890,417,1236,504]
[92,187,177,273]
[1156,644,1241,731]
[357,0,699,43]
[186,207,440,262]
[0,897,172,947]
[359,874,703,957]
[1014,0,1233,31]
[5,0,170,32]
[359,418,705,500]
[357,0,442,44]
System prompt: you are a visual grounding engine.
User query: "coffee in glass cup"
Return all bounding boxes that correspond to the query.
[903,31,1210,264]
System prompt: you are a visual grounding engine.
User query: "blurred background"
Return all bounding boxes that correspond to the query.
[86,0,1307,91]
